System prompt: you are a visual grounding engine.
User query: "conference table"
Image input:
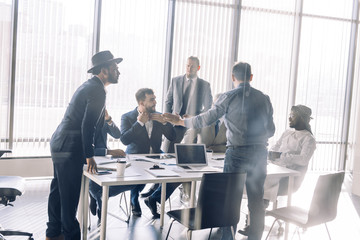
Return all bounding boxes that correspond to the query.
[78,153,299,240]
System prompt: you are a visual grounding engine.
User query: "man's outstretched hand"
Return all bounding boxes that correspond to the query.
[162,113,185,126]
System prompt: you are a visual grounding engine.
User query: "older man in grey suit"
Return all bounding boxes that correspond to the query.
[162,56,213,153]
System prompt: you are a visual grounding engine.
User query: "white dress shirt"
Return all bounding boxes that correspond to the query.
[264,129,316,201]
[137,109,153,153]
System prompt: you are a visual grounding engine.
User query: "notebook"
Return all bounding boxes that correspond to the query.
[174,144,220,172]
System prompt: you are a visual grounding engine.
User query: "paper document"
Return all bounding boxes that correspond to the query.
[98,162,131,171]
[145,169,180,177]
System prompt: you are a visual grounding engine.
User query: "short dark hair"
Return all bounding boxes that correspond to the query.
[91,63,111,75]
[188,56,200,66]
[135,88,154,103]
[232,62,252,81]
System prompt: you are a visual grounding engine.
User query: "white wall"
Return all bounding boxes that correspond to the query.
[0,157,53,177]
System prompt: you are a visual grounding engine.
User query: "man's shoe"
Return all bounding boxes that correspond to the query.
[144,197,160,218]
[238,225,249,236]
[140,183,159,198]
[131,200,142,217]
[89,195,97,216]
[140,188,155,198]
[46,234,64,240]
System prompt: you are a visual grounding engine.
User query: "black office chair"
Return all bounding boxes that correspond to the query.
[265,171,345,240]
[0,176,34,240]
[0,150,11,158]
[165,172,247,240]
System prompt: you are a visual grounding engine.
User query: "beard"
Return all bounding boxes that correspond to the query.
[108,74,118,84]
[146,106,156,113]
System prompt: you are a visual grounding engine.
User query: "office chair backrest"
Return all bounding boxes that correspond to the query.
[195,172,246,229]
[307,172,345,226]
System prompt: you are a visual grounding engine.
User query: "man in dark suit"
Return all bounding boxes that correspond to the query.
[93,109,124,157]
[46,51,122,240]
[162,56,213,153]
[120,88,176,154]
[119,88,176,216]
[88,109,144,221]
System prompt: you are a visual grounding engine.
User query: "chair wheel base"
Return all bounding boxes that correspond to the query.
[277,226,284,235]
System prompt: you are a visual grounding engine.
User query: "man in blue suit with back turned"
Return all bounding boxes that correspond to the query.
[46,51,122,240]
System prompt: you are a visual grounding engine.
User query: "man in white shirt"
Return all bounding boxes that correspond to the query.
[239,104,316,236]
[267,104,316,196]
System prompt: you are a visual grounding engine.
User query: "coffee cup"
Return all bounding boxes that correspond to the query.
[116,160,126,177]
[206,149,213,160]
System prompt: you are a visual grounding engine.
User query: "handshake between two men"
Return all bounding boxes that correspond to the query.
[137,112,186,127]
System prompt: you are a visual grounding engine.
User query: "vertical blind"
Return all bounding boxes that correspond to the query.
[0,0,358,173]
[296,16,351,171]
[347,19,360,172]
[0,0,12,150]
[171,0,236,97]
[237,1,296,144]
[12,0,94,155]
[99,0,169,149]
[239,0,355,172]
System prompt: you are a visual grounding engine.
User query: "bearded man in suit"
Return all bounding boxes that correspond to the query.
[46,51,122,240]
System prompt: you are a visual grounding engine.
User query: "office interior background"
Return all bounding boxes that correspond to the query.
[1,0,360,196]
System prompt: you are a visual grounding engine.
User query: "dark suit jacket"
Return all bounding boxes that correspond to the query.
[50,77,106,162]
[120,108,176,154]
[94,121,121,156]
[164,74,212,116]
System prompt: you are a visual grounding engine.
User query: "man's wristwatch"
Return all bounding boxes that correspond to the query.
[105,117,112,123]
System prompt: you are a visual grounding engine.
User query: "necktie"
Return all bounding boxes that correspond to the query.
[215,120,220,137]
[180,79,192,116]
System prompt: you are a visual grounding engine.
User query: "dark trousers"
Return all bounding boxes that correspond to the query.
[161,126,187,153]
[221,145,267,240]
[150,182,182,202]
[89,180,145,212]
[46,154,84,240]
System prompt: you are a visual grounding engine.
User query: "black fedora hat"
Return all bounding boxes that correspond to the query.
[87,50,123,73]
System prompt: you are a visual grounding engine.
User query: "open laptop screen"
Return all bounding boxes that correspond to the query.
[175,144,207,166]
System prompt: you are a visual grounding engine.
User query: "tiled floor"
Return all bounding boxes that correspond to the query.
[0,173,359,240]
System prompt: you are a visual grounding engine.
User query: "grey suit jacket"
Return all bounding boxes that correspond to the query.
[199,121,227,152]
[164,74,212,116]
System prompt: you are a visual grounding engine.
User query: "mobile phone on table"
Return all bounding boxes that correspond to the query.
[268,151,282,160]
[96,171,112,175]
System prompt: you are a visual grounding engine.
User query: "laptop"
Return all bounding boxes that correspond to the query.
[174,144,220,172]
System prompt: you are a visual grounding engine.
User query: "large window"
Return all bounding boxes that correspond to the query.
[238,0,296,144]
[296,17,351,171]
[0,0,12,150]
[12,0,94,155]
[171,0,237,97]
[296,0,354,171]
[99,0,168,149]
[0,0,359,174]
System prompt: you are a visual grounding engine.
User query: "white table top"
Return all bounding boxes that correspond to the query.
[84,153,300,186]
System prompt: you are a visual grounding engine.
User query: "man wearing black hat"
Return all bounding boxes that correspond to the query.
[46,51,122,240]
